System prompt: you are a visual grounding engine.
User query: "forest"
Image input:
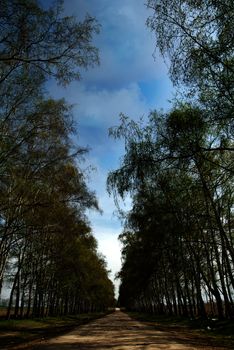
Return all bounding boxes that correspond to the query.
[108,0,234,319]
[1,0,234,325]
[0,0,114,319]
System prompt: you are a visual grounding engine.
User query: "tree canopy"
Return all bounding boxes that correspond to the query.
[0,0,114,318]
[109,0,234,319]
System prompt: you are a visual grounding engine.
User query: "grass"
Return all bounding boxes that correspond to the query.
[0,313,105,329]
[127,312,234,349]
[0,312,111,349]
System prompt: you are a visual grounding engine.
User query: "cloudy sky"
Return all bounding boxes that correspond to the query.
[49,0,174,296]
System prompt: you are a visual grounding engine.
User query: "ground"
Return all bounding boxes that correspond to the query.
[6,310,230,350]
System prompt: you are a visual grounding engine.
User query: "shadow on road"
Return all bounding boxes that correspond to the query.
[30,311,227,350]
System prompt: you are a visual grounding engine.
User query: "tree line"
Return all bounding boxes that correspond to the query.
[0,0,114,319]
[108,0,234,319]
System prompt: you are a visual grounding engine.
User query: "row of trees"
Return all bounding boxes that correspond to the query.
[109,0,234,319]
[0,0,114,318]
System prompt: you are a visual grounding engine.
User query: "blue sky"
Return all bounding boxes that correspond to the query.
[49,0,174,295]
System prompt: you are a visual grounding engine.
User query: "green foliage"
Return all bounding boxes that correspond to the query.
[0,0,114,319]
[0,0,100,85]
[146,0,234,127]
[108,0,234,323]
[109,106,234,319]
[110,1,234,310]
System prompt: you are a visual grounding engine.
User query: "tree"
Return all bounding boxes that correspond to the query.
[3,97,114,317]
[0,1,115,316]
[146,0,234,150]
[108,0,234,320]
[108,106,234,318]
[0,0,99,85]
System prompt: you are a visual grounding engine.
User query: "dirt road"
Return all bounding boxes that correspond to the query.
[30,311,226,350]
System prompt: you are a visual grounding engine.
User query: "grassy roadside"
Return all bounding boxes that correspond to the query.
[127,312,234,349]
[0,311,112,349]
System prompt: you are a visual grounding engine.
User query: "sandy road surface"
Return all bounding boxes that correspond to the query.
[30,311,225,350]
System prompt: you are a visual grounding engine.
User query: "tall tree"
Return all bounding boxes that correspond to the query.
[108,106,234,319]
[0,0,115,316]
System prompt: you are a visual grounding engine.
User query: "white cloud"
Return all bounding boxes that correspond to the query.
[76,83,148,126]
[93,226,122,298]
[63,0,167,88]
[45,1,174,298]
[84,157,132,298]
[85,154,131,225]
[49,81,151,128]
